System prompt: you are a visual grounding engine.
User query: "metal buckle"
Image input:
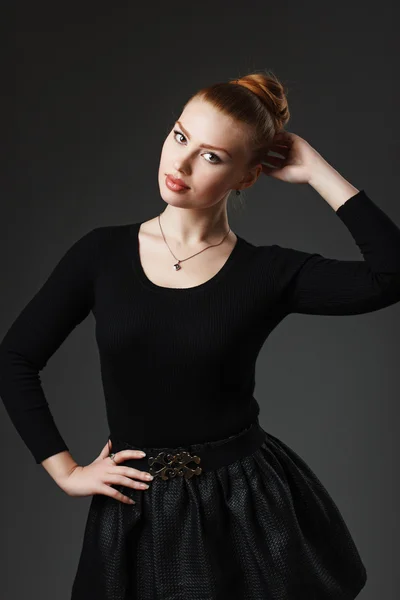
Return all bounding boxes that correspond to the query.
[148,449,202,480]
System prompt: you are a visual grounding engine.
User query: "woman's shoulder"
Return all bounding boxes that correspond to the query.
[62,222,136,268]
[82,221,138,246]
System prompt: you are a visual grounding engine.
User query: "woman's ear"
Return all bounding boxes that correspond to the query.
[239,164,263,190]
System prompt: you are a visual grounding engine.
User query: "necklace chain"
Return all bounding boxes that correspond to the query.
[157,214,231,271]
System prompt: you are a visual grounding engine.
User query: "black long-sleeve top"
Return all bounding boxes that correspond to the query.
[1,189,400,464]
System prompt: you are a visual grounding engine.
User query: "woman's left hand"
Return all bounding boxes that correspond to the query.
[261,131,327,184]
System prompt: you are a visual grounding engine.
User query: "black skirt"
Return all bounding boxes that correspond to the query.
[71,420,367,599]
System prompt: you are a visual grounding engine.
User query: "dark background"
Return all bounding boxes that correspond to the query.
[3,2,399,597]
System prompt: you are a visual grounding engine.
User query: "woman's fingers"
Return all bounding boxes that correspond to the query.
[263,155,285,166]
[107,473,151,490]
[111,448,146,461]
[99,484,136,504]
[270,143,289,150]
[98,445,153,505]
[99,439,112,459]
[111,465,153,482]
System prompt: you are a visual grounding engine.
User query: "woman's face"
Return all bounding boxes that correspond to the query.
[158,97,261,209]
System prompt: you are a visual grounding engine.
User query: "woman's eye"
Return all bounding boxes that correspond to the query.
[173,130,186,144]
[172,130,221,164]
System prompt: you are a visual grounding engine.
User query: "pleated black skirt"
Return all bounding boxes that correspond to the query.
[71,420,367,599]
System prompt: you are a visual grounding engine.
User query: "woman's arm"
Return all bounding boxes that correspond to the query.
[0,227,101,465]
[262,132,400,316]
[270,185,400,316]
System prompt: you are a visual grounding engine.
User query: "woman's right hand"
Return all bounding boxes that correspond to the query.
[57,440,154,504]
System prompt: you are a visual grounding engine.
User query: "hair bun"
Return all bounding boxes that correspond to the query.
[233,71,290,131]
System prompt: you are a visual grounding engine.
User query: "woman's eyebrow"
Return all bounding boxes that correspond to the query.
[176,121,233,158]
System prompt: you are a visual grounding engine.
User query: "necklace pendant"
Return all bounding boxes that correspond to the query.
[173,262,182,271]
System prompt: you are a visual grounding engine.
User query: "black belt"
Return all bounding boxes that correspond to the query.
[108,420,266,481]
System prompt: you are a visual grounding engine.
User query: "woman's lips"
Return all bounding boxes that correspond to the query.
[165,175,190,192]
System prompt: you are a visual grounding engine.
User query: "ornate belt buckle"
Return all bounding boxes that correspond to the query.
[148,449,202,480]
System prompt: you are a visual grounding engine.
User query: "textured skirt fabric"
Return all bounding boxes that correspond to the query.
[71,420,367,600]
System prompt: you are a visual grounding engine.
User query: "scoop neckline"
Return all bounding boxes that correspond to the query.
[129,221,244,294]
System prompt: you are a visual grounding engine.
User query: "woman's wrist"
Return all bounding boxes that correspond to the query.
[41,450,79,485]
[308,159,360,211]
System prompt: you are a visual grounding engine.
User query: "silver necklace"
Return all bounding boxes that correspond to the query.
[158,214,231,271]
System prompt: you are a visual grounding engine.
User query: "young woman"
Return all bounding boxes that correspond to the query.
[1,70,400,599]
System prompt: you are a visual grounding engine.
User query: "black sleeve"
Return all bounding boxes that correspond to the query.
[0,228,100,464]
[271,190,400,316]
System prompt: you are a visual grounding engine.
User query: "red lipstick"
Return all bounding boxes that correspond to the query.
[165,174,190,191]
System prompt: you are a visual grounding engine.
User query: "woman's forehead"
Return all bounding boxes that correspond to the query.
[178,100,251,153]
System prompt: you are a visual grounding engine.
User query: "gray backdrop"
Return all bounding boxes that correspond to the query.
[4,1,399,598]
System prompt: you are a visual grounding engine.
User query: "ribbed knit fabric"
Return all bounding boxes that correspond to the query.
[1,189,400,466]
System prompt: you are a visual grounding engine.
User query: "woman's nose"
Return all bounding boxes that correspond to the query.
[173,161,190,174]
